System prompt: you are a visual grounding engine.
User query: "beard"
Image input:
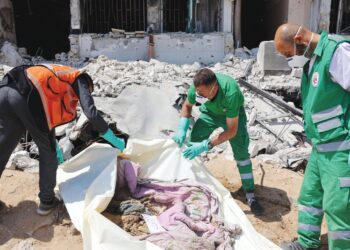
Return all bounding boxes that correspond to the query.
[296,43,313,59]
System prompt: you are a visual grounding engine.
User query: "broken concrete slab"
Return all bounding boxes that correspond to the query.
[94,85,179,139]
[257,41,291,74]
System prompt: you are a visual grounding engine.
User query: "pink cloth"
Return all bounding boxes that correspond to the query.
[117,160,242,249]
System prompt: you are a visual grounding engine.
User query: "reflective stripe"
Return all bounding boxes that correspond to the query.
[40,63,54,70]
[317,139,350,152]
[339,177,350,187]
[317,117,341,133]
[26,73,51,126]
[329,231,350,240]
[241,173,253,180]
[298,223,321,232]
[246,192,255,200]
[237,159,251,167]
[298,204,323,216]
[312,105,343,123]
[56,68,79,76]
[66,89,74,114]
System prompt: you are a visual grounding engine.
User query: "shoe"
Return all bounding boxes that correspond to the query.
[280,240,320,250]
[36,196,61,216]
[247,197,264,216]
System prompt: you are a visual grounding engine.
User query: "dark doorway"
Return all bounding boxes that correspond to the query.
[81,0,147,33]
[330,0,350,35]
[241,0,288,49]
[12,0,71,59]
[163,0,188,32]
[330,0,340,33]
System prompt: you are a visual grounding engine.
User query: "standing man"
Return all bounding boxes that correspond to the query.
[275,23,350,250]
[172,68,264,216]
[0,64,125,215]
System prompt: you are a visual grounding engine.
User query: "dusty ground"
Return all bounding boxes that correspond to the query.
[0,170,82,250]
[206,155,329,250]
[0,155,329,249]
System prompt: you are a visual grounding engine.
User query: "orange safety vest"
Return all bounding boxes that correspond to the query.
[26,64,81,130]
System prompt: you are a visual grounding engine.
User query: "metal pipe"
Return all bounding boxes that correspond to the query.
[337,0,344,34]
[238,78,304,117]
[255,120,284,143]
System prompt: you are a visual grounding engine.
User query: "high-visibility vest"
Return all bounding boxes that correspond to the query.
[26,64,81,130]
[301,33,350,147]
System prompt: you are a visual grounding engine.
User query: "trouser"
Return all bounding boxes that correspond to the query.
[0,86,58,203]
[188,112,254,193]
[297,149,350,250]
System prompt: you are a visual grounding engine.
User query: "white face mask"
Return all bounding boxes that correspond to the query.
[195,94,209,104]
[287,27,314,68]
[195,84,215,105]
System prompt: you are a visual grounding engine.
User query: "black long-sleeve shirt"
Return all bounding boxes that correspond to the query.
[1,66,108,134]
[72,75,109,134]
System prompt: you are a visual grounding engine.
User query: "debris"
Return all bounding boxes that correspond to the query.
[0,41,23,67]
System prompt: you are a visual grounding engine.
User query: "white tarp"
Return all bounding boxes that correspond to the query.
[57,139,280,250]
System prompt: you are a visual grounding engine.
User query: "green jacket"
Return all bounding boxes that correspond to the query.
[301,31,350,146]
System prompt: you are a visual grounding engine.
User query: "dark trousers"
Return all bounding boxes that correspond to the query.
[0,86,57,203]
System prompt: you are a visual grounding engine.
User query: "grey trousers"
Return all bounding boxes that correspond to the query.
[0,86,57,203]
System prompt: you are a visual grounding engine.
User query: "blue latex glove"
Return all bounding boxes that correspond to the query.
[101,128,125,151]
[55,142,64,164]
[183,139,210,160]
[172,117,190,147]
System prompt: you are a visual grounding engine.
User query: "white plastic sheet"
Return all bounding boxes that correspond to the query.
[57,139,281,250]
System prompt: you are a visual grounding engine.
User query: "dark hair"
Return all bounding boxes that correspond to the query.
[193,68,217,87]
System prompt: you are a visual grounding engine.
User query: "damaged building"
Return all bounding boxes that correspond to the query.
[0,0,350,64]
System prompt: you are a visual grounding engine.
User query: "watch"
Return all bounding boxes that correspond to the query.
[207,140,214,150]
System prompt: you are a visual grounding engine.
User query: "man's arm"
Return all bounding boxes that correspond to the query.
[180,99,193,118]
[210,117,239,147]
[75,76,109,134]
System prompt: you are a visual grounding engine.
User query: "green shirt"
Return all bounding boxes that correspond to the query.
[187,73,244,118]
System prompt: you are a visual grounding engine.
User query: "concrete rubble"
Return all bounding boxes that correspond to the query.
[1,40,310,173]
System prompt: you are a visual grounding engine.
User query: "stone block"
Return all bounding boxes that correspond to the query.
[257,41,291,74]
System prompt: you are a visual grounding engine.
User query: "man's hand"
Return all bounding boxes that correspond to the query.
[101,128,126,152]
[172,117,190,147]
[183,139,210,160]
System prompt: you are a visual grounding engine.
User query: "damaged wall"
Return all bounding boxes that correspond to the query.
[153,33,233,64]
[71,32,233,64]
[0,0,16,43]
[76,34,149,61]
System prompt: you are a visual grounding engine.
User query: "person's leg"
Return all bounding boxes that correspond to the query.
[0,87,25,177]
[229,133,254,193]
[229,131,264,215]
[7,87,58,204]
[281,150,323,250]
[320,151,350,250]
[188,113,220,143]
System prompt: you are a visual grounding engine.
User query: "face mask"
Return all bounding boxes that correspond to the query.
[195,94,209,104]
[287,27,314,68]
[195,84,215,105]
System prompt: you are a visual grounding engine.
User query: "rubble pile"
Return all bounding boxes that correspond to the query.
[1,44,310,173]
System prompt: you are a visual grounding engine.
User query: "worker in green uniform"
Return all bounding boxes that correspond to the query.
[172,68,264,216]
[275,23,350,250]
